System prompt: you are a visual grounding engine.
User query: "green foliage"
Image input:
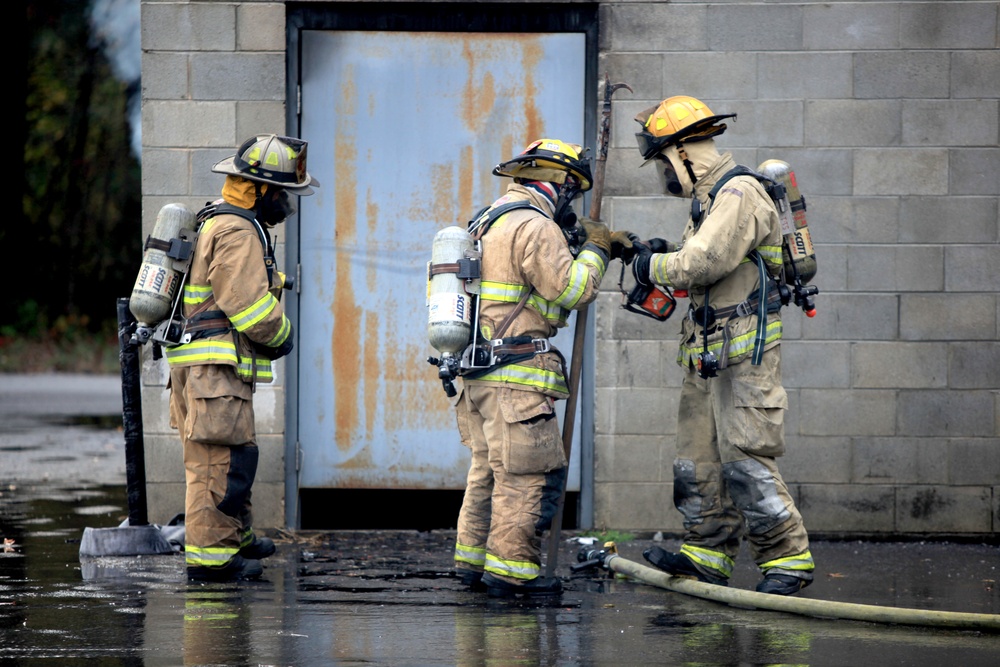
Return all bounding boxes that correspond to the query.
[578,529,636,544]
[13,1,142,353]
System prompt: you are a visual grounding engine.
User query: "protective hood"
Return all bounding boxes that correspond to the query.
[660,139,721,199]
[221,175,263,209]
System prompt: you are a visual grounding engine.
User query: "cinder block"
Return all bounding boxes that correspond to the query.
[895,485,992,533]
[605,195,688,240]
[851,342,948,389]
[805,100,900,147]
[899,197,998,244]
[759,53,852,100]
[846,245,943,292]
[599,53,664,106]
[780,436,851,485]
[854,52,950,99]
[948,439,1000,485]
[659,53,757,102]
[613,388,678,436]
[190,53,286,101]
[235,101,287,145]
[903,101,999,147]
[898,390,995,437]
[191,149,231,198]
[140,382,173,435]
[949,342,1000,390]
[900,2,998,49]
[610,297,680,341]
[594,434,669,484]
[145,482,186,525]
[253,385,285,435]
[900,294,997,341]
[236,3,286,52]
[945,246,1000,293]
[597,339,665,388]
[605,147,659,197]
[854,149,948,196]
[143,433,183,483]
[141,2,236,51]
[141,149,190,197]
[610,4,706,52]
[594,387,614,438]
[803,3,898,50]
[724,100,803,149]
[756,148,853,196]
[593,481,677,532]
[952,51,1000,99]
[782,341,850,389]
[143,100,237,148]
[813,243,847,292]
[852,437,949,485]
[808,196,899,244]
[798,483,895,532]
[612,99,659,151]
[250,481,285,529]
[800,293,899,341]
[708,4,802,51]
[799,389,896,437]
[139,350,169,387]
[141,52,188,100]
[949,149,1000,196]
[256,434,286,484]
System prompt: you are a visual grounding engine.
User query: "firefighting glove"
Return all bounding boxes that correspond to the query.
[647,238,680,254]
[578,218,611,258]
[631,238,653,287]
[610,231,637,263]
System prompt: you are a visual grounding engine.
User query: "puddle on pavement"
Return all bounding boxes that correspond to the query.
[1,483,998,665]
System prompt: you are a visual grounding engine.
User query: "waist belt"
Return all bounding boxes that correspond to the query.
[463,335,554,380]
[184,310,232,339]
[699,285,784,322]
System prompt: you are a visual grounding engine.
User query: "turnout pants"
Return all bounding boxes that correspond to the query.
[454,383,567,583]
[169,364,259,568]
[674,349,814,582]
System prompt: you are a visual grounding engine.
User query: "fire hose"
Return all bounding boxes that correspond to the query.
[573,545,1000,631]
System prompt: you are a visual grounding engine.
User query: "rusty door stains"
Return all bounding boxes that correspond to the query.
[296,30,586,489]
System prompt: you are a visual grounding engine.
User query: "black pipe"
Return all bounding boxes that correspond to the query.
[117,297,148,526]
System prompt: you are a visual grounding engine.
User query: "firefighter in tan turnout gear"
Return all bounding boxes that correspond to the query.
[167,134,319,582]
[452,139,616,598]
[623,97,815,595]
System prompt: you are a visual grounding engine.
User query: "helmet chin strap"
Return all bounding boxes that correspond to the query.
[677,143,699,187]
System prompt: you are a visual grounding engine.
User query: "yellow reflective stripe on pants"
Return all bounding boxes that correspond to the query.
[186,545,240,567]
[454,541,486,568]
[760,550,815,573]
[485,553,540,580]
[678,320,783,367]
[473,363,568,394]
[681,544,735,578]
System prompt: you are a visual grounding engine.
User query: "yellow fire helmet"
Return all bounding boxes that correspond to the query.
[212,134,320,195]
[634,96,736,160]
[492,139,593,192]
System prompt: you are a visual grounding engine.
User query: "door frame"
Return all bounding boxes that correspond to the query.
[285,2,599,529]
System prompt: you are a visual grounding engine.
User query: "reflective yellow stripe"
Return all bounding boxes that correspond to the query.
[183,284,213,306]
[484,553,540,580]
[267,314,291,346]
[576,248,607,278]
[481,281,569,326]
[186,545,239,567]
[650,253,675,287]
[454,541,486,567]
[757,244,783,269]
[232,293,278,332]
[473,362,568,394]
[680,544,735,578]
[760,550,815,572]
[678,320,782,367]
[165,340,239,365]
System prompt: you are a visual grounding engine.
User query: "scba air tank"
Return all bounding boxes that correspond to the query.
[757,159,817,285]
[129,203,196,328]
[427,226,475,355]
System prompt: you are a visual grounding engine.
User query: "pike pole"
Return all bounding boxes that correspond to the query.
[545,74,632,577]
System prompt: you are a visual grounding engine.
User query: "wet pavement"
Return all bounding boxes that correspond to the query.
[1,373,998,665]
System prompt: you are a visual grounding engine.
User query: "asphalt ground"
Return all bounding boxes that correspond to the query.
[0,373,997,665]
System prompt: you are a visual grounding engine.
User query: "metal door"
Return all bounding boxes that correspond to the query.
[294,30,587,494]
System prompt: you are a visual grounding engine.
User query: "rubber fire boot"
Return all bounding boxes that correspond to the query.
[481,572,563,598]
[643,546,728,586]
[239,536,276,560]
[457,568,487,592]
[187,555,263,583]
[756,573,811,596]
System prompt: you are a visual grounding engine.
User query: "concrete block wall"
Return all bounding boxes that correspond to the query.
[139,1,290,528]
[140,1,999,536]
[596,1,999,537]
